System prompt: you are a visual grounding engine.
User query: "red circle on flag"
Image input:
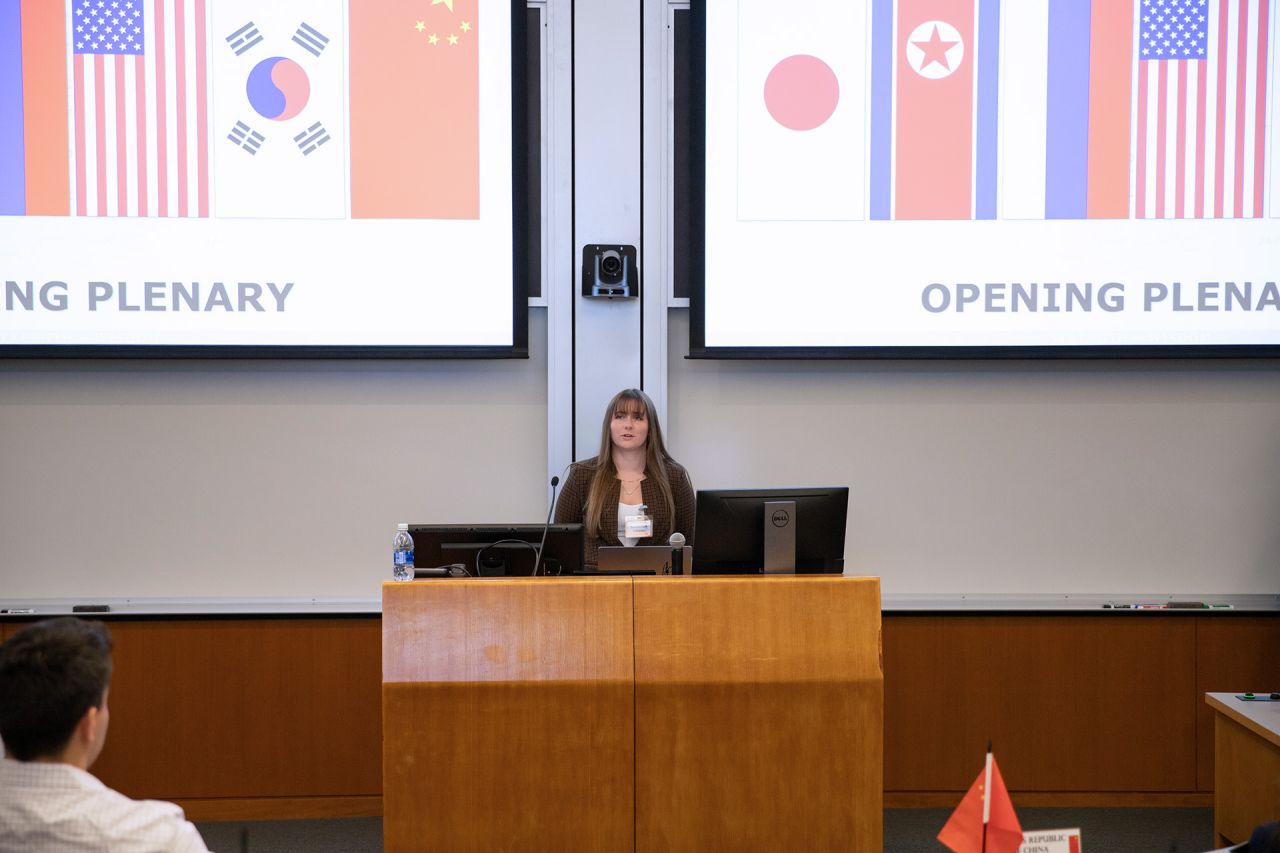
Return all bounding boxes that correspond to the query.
[763,55,839,131]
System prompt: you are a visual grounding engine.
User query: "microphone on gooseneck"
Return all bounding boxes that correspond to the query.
[669,532,686,576]
[532,475,560,577]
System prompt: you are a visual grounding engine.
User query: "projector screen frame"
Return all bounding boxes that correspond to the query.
[687,1,1280,361]
[0,1,530,361]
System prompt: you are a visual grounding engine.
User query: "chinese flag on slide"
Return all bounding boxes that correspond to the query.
[937,751,1023,853]
[349,0,479,219]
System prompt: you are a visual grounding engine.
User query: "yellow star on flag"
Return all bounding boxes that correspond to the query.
[460,21,471,32]
[428,33,439,45]
[414,21,425,32]
[447,33,459,45]
[431,0,454,11]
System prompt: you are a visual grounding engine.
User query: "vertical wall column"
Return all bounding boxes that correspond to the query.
[639,0,677,431]
[545,0,576,488]
[571,0,643,459]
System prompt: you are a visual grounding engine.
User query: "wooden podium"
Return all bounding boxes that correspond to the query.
[382,575,882,852]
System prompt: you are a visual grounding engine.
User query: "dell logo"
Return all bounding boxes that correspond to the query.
[771,509,790,528]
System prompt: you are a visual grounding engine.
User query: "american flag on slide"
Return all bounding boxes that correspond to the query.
[71,0,209,217]
[1133,0,1272,219]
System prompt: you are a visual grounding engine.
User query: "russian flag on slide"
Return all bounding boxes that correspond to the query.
[869,0,1003,221]
[1000,0,1132,220]
[0,0,70,216]
[1001,0,1273,221]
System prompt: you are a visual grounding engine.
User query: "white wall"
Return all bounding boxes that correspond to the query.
[667,311,1280,595]
[0,312,549,599]
[4,304,1276,600]
[2,0,1277,603]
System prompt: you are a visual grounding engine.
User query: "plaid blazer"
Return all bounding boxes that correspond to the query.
[553,459,696,569]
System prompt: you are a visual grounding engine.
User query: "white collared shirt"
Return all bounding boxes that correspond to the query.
[0,758,210,853]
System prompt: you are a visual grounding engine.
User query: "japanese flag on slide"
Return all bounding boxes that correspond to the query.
[211,1,346,220]
[736,0,866,221]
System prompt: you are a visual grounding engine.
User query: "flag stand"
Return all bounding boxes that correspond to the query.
[937,739,1023,853]
[981,741,993,853]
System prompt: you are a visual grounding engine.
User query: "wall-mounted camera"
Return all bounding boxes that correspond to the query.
[582,244,638,299]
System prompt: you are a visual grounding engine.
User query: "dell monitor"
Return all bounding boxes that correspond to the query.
[407,524,585,577]
[693,487,849,574]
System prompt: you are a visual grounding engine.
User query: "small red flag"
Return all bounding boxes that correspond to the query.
[937,752,1023,853]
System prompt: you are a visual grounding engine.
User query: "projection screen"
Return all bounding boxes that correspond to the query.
[691,0,1280,358]
[1,0,527,358]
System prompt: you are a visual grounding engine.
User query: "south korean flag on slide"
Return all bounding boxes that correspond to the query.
[211,1,345,219]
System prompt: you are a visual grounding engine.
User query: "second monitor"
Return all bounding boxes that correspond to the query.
[694,487,849,574]
[408,524,585,577]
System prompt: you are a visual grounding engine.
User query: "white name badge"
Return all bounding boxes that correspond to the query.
[624,514,653,538]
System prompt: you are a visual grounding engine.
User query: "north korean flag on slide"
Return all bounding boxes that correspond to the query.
[868,0,1001,221]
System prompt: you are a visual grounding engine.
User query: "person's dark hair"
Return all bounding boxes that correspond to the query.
[1251,821,1280,853]
[0,617,113,761]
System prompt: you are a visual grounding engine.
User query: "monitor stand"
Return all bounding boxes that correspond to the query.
[762,500,797,573]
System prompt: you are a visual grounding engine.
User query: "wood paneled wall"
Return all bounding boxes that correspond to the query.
[882,615,1280,807]
[1,617,383,820]
[1,612,1276,819]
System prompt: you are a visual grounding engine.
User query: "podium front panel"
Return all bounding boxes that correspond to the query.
[382,579,634,852]
[632,575,883,853]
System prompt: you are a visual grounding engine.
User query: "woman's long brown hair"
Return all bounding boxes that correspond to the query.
[582,389,677,540]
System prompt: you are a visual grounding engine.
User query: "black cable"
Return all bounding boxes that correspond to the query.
[474,539,541,579]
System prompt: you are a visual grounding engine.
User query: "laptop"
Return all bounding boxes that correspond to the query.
[594,545,693,575]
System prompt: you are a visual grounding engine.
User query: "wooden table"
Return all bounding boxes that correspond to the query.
[1205,691,1280,846]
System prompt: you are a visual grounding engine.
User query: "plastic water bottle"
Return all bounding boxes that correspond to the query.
[392,523,414,581]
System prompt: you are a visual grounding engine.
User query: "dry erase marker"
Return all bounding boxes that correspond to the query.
[0,608,35,614]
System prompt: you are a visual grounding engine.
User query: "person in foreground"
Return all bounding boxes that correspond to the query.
[0,617,211,853]
[554,388,695,568]
[1249,821,1280,852]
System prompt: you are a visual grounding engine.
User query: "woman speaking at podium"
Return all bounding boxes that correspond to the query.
[554,388,695,568]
